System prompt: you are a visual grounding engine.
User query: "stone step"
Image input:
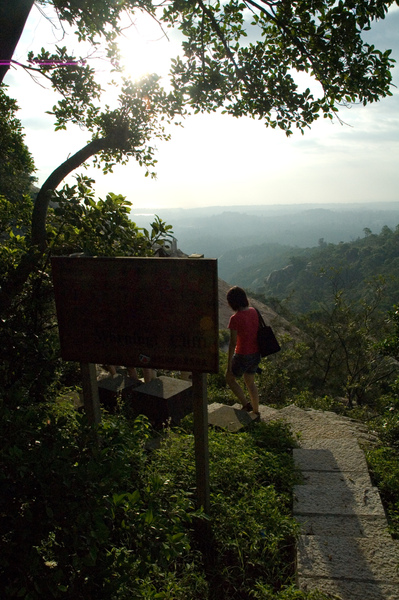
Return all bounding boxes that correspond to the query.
[207,403,258,432]
[297,535,399,585]
[285,408,399,599]
[277,406,361,441]
[294,483,385,517]
[300,471,373,487]
[294,442,369,473]
[299,438,368,452]
[299,577,399,600]
[257,404,280,420]
[294,514,391,538]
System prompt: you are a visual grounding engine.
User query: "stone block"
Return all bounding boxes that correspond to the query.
[129,376,193,426]
[299,577,399,600]
[297,535,399,583]
[300,438,366,452]
[299,471,373,488]
[207,404,259,432]
[294,444,369,473]
[97,373,142,413]
[293,483,384,517]
[295,514,391,538]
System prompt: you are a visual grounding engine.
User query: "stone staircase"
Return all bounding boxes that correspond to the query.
[208,402,399,598]
[260,405,399,600]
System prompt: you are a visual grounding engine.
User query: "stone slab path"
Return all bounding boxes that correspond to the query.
[257,404,399,600]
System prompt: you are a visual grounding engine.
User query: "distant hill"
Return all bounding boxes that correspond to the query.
[161,246,298,337]
[242,226,399,313]
[218,243,309,288]
[130,202,399,282]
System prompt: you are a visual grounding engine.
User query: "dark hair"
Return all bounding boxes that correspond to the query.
[227,286,249,311]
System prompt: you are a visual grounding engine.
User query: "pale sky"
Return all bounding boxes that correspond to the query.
[4,4,399,211]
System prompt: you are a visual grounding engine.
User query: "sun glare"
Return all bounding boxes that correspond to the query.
[118,14,174,81]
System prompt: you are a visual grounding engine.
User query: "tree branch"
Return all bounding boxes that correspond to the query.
[244,0,323,84]
[0,132,125,314]
[197,0,243,78]
[31,136,112,249]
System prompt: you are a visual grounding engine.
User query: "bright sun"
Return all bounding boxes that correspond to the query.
[118,13,174,81]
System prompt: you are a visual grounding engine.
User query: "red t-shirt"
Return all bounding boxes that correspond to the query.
[228,307,259,355]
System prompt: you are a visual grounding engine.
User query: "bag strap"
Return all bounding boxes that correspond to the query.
[255,308,267,329]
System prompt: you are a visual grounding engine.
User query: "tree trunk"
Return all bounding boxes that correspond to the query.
[0,0,34,84]
[31,136,110,249]
[0,135,111,313]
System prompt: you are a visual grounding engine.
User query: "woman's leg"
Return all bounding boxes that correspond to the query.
[225,370,247,406]
[143,368,156,383]
[243,372,259,413]
[127,367,138,379]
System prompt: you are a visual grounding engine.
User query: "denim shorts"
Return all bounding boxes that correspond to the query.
[231,352,261,377]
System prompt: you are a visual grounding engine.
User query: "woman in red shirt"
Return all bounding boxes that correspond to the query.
[226,286,260,415]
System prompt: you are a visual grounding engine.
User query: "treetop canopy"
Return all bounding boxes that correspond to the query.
[162,0,396,133]
[2,0,397,135]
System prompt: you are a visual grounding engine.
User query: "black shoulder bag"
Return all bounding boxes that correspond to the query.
[255,309,281,357]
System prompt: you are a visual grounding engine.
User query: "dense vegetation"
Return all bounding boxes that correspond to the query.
[228,224,399,314]
[264,226,399,313]
[2,388,336,599]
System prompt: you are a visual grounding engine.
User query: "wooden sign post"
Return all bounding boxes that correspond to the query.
[80,362,101,425]
[51,256,219,511]
[192,371,210,513]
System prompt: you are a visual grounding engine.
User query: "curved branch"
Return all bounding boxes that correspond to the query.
[0,131,129,314]
[197,0,324,97]
[31,136,111,249]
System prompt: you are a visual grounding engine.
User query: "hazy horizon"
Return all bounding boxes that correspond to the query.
[130,201,399,227]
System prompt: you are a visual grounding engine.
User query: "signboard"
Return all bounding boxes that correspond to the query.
[51,256,219,373]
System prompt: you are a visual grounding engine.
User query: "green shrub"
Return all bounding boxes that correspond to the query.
[0,401,203,599]
[251,584,334,599]
[366,446,399,538]
[292,392,346,414]
[150,421,305,599]
[1,393,331,599]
